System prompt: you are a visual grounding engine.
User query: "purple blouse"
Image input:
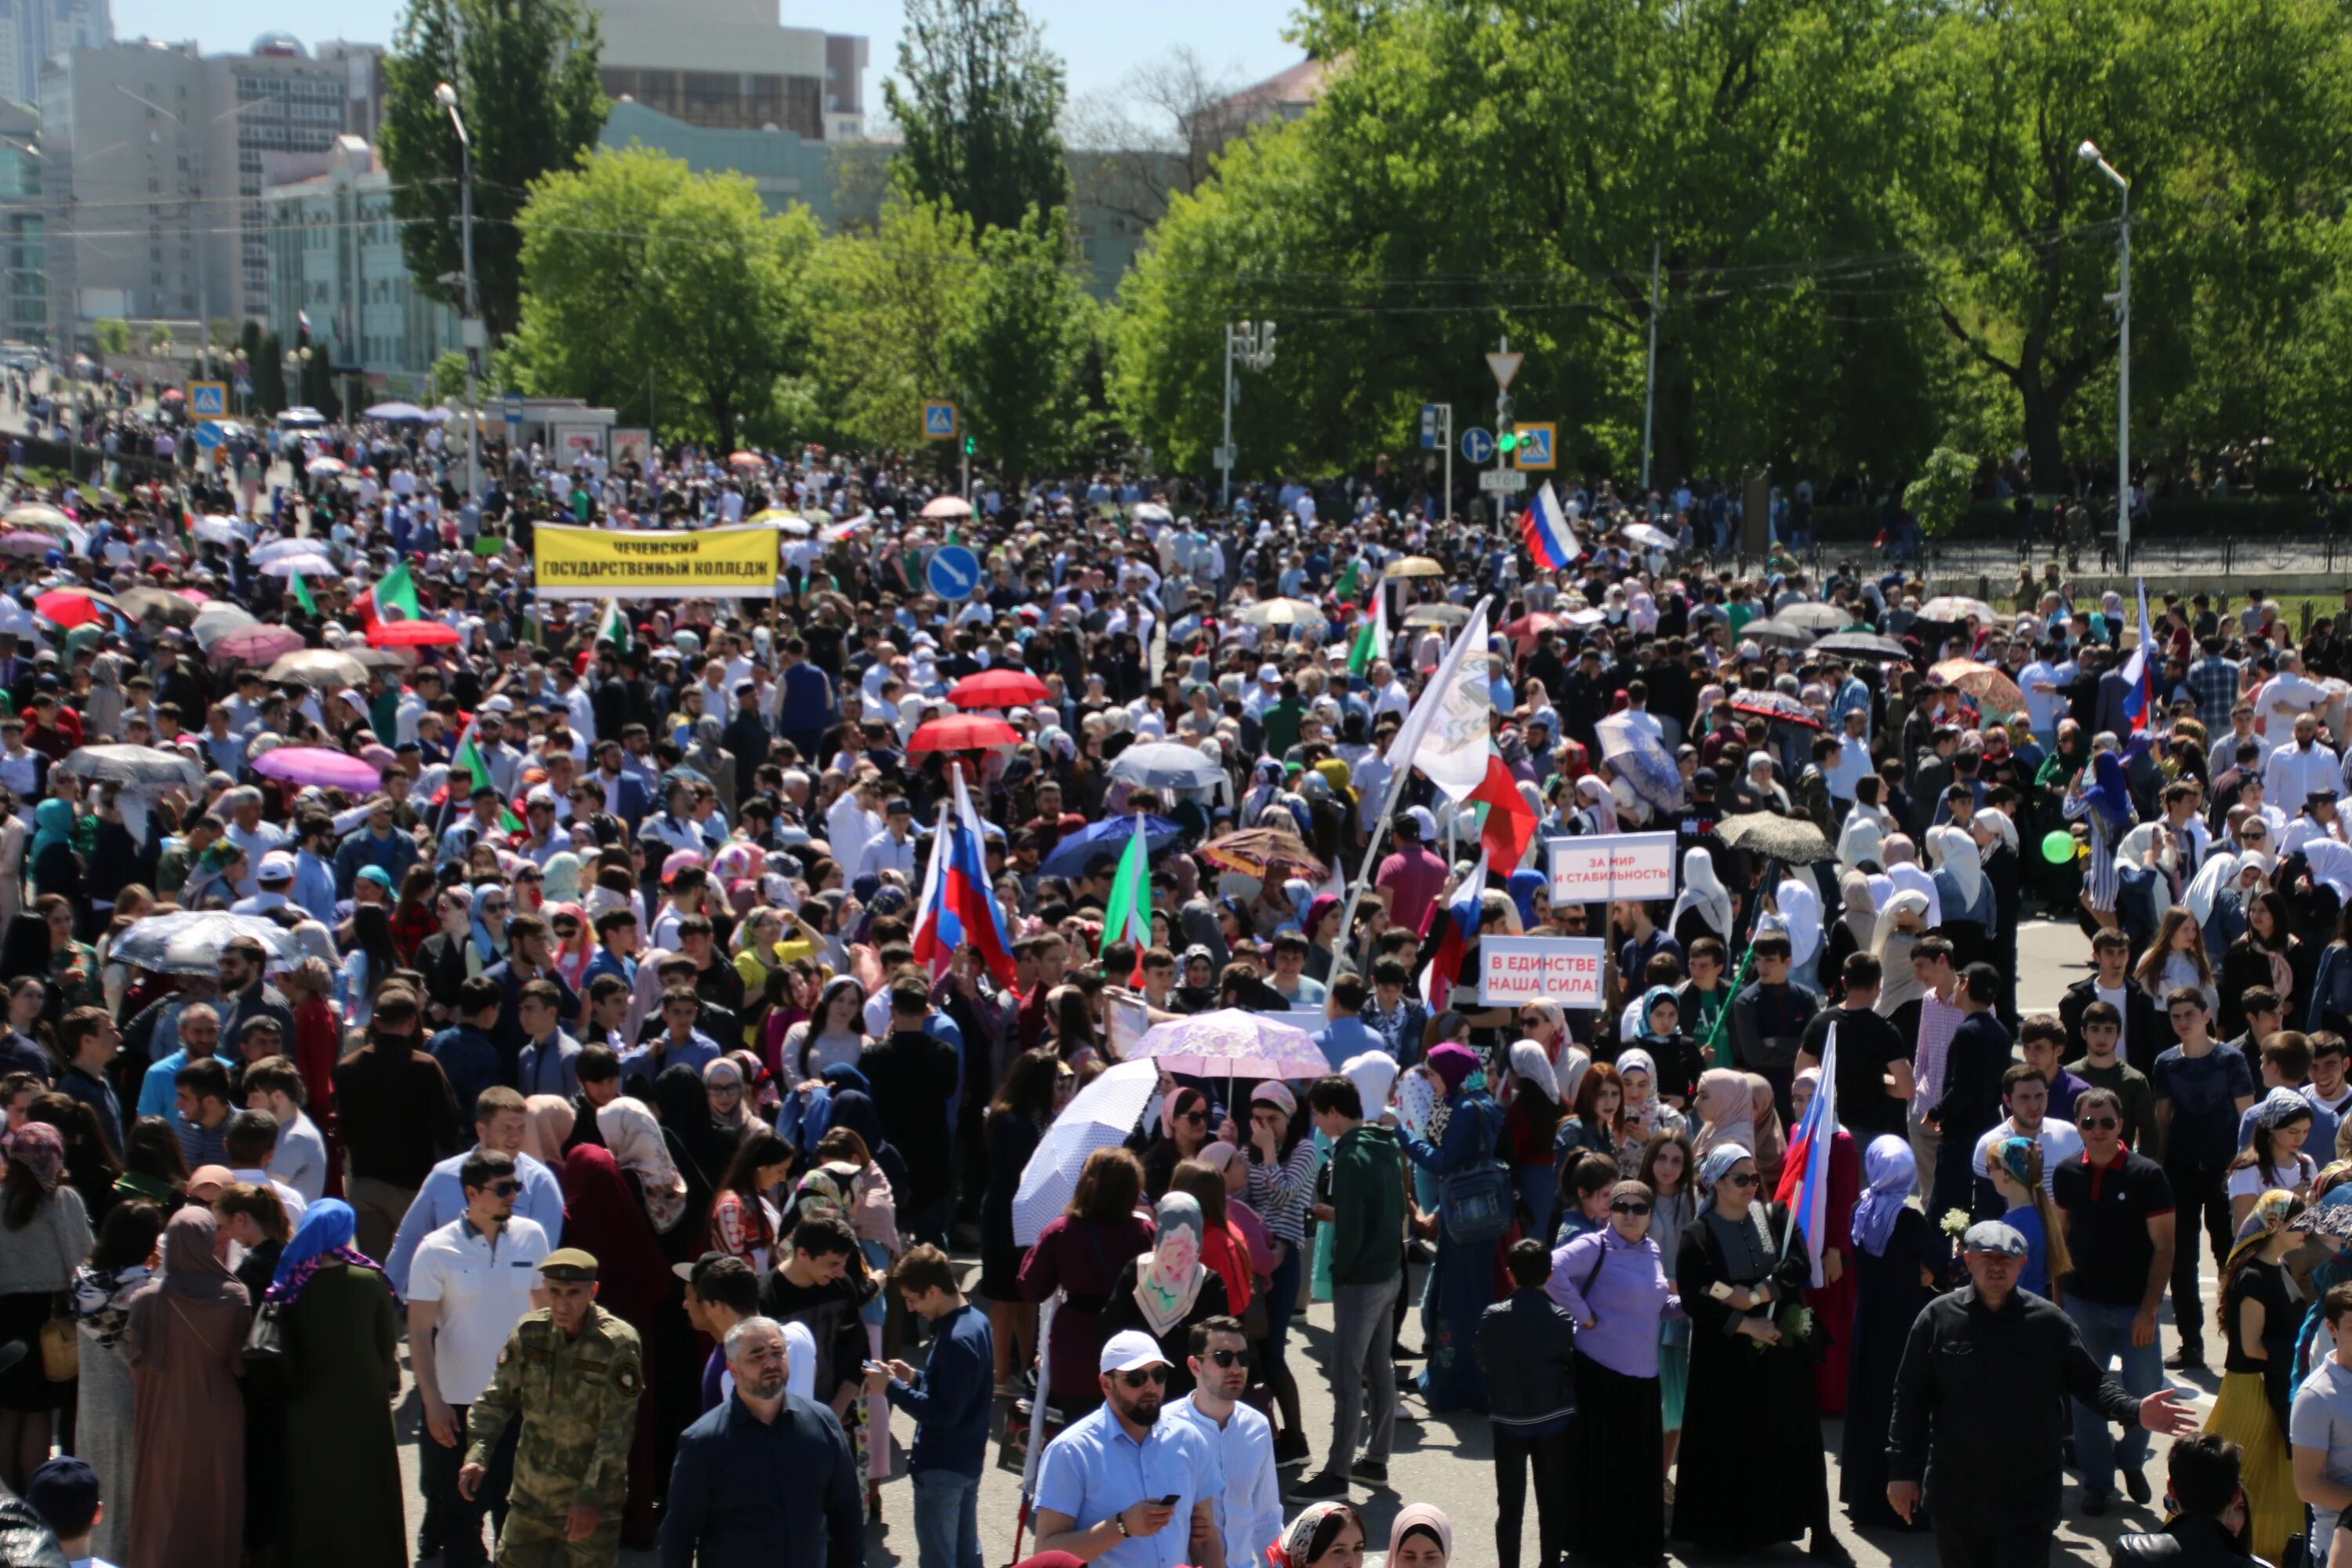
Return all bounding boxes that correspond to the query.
[1546,1229,1684,1378]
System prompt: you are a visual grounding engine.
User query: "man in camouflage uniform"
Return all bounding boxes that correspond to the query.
[459,1247,643,1566]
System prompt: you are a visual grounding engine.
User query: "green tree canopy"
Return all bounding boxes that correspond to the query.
[509,147,820,452]
[811,187,982,452]
[945,209,1097,481]
[884,0,1069,234]
[379,0,608,343]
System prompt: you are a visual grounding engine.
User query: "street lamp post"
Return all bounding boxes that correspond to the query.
[435,82,482,500]
[2079,140,2132,572]
[1218,318,1276,511]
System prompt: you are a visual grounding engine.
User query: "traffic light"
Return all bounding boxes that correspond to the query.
[964,435,975,456]
[1496,392,1517,455]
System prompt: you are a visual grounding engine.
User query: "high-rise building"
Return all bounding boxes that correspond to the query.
[0,100,42,347]
[0,0,109,111]
[589,0,862,138]
[38,34,344,339]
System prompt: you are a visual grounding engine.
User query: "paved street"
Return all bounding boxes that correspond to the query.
[382,913,2234,1568]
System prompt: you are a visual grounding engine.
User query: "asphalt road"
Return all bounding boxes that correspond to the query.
[376,914,2230,1568]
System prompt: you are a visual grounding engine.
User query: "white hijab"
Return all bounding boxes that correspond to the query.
[2185,851,2240,928]
[2308,840,2352,904]
[1671,847,1733,938]
[1838,811,1887,874]
[1973,806,2019,858]
[1508,1038,1560,1105]
[1774,875,1823,967]
[1930,823,1984,909]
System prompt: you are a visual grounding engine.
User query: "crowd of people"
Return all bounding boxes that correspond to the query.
[2,423,2352,1568]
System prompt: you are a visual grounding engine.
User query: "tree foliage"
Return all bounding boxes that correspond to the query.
[509,147,819,452]
[809,187,982,451]
[379,0,608,343]
[884,0,1069,234]
[944,209,1097,481]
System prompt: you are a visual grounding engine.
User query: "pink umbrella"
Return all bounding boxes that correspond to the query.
[1134,1009,1329,1080]
[251,746,384,793]
[0,532,56,558]
[175,589,209,604]
[208,626,305,669]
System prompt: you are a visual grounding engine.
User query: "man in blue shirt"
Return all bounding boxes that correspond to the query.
[619,986,721,1092]
[1033,1330,1228,1568]
[383,1085,565,1296]
[868,1245,994,1568]
[1312,975,1382,1073]
[136,999,221,1133]
[661,1316,864,1568]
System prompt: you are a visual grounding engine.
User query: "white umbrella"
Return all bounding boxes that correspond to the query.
[1133,502,1173,524]
[55,745,206,791]
[189,515,242,546]
[110,912,305,976]
[1135,1008,1328,1080]
[259,554,339,578]
[1012,1058,1159,1245]
[191,602,260,649]
[249,536,323,564]
[1106,741,1224,792]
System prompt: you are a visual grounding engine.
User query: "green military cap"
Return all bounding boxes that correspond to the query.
[538,1247,599,1281]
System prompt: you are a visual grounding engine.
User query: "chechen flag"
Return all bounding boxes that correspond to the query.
[910,768,1018,986]
[1519,480,1577,571]
[2118,577,2158,735]
[1420,848,1488,1012]
[1773,1023,1841,1287]
[356,560,423,630]
[1468,751,1537,869]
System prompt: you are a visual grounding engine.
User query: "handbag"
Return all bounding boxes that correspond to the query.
[1438,1102,1513,1247]
[241,1299,292,1398]
[38,1201,74,1382]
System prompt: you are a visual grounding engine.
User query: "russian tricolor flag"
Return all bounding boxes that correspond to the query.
[912,769,1018,987]
[1773,1023,1841,1287]
[2117,577,2158,735]
[1519,480,1577,572]
[1421,848,1488,1012]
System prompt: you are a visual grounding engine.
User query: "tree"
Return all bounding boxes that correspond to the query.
[379,0,607,344]
[252,332,288,416]
[430,350,468,405]
[1903,445,1977,536]
[1065,47,1250,233]
[944,209,1097,481]
[884,0,1069,234]
[509,147,819,451]
[92,319,129,358]
[811,187,981,451]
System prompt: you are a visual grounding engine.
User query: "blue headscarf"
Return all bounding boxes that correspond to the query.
[271,1197,357,1287]
[1507,868,1548,928]
[30,798,73,861]
[1853,1135,1917,1258]
[2082,750,2136,836]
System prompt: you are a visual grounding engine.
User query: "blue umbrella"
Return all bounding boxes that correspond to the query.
[1039,815,1181,881]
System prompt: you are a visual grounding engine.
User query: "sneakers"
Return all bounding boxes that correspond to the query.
[2122,1464,2152,1507]
[1288,1472,1348,1501]
[1272,1430,1312,1471]
[2079,1490,2108,1516]
[2164,1347,2205,1371]
[1349,1458,1388,1489]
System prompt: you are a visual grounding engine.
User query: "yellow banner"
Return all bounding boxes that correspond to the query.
[532,523,779,600]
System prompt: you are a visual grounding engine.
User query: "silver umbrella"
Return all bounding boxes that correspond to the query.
[109,912,306,975]
[1107,741,1225,792]
[56,746,206,791]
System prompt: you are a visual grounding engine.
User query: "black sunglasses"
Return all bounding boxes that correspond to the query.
[1176,1110,1208,1126]
[1725,1172,1760,1189]
[481,1179,521,1196]
[1205,1348,1250,1368]
[1116,1367,1170,1388]
[1611,1201,1652,1215]
[2079,1116,2119,1131]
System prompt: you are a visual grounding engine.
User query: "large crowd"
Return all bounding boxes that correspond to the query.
[0,419,2348,1568]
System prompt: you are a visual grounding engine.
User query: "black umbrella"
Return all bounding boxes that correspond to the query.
[1813,630,1911,662]
[1712,811,1835,865]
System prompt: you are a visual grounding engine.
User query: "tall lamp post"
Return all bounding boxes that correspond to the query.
[2078,139,2132,572]
[1218,318,1276,511]
[435,82,482,499]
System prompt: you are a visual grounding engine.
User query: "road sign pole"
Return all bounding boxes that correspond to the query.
[1494,335,1509,516]
[1220,324,1236,511]
[1442,404,1453,523]
[1641,237,1661,500]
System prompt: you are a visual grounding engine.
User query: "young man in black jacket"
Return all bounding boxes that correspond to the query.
[1474,1240,1577,1568]
[859,974,960,1250]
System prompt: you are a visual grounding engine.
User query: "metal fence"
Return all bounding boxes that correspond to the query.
[1762,532,2352,582]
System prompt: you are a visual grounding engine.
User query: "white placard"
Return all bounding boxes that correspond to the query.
[1548,831,1677,904]
[1479,935,1606,1007]
[1106,991,1151,1062]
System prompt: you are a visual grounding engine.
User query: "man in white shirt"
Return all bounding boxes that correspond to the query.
[1164,1318,1281,1568]
[408,1148,551,1568]
[858,799,920,884]
[223,1109,308,1224]
[241,1056,328,1203]
[2270,713,2343,817]
[1970,1063,2085,1198]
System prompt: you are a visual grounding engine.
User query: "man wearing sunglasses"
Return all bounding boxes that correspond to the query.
[1166,1317,1280,1568]
[1033,1330,1228,1568]
[2051,1085,2179,1515]
[407,1146,553,1568]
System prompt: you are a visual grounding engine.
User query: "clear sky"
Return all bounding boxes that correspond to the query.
[111,0,1308,113]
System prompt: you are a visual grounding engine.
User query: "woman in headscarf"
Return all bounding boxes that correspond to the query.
[1549,1175,1680,1568]
[2227,1089,2318,1226]
[1144,1085,1216,1202]
[1927,822,1991,971]
[2064,746,2138,930]
[1823,871,1878,1002]
[546,901,594,995]
[1839,1135,1941,1530]
[1020,1146,1154,1418]
[269,1198,403,1568]
[648,1063,733,1256]
[556,1142,676,1546]
[1399,1041,1507,1411]
[71,1197,164,1564]
[1773,873,1825,996]
[1869,889,1935,1018]
[1791,1068,1861,1416]
[125,1207,252,1568]
[1384,1501,1453,1568]
[1241,1080,1319,1465]
[597,1096,691,1240]
[0,1121,90,1492]
[1879,835,1943,933]
[1271,1501,1365,1568]
[1689,1069,1755,1168]
[1745,1073,1789,1189]
[1571,775,1620,837]
[518,1094,575,1168]
[1615,1046,1689,1149]
[1095,1190,1230,1399]
[1670,847,1733,953]
[1503,1038,1565,1241]
[1504,869,1548,935]
[703,1055,756,1140]
[1672,1143,1836,1559]
[27,797,82,908]
[2202,1189,2308,1563]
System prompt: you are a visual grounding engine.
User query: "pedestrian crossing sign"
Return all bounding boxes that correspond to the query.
[922,401,958,441]
[188,382,228,419]
[1513,423,1557,471]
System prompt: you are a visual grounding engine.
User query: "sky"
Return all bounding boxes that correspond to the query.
[109,0,1308,114]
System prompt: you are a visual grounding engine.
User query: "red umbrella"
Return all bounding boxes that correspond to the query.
[908,714,1018,753]
[34,589,107,628]
[947,669,1049,709]
[366,619,460,648]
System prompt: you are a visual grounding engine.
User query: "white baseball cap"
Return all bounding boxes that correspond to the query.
[1098,1329,1167,1375]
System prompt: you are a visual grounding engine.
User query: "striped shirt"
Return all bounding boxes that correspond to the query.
[1243,1136,1321,1246]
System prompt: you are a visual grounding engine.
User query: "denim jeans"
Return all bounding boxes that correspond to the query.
[1327,1274,1401,1473]
[910,1468,984,1568]
[2063,1294,2161,1497]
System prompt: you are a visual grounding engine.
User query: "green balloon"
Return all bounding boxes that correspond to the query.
[2041,829,2077,863]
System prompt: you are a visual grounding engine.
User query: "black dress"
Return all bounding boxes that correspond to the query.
[1839,1206,1944,1529]
[1095,1261,1232,1399]
[1672,1200,1831,1552]
[980,1110,1041,1301]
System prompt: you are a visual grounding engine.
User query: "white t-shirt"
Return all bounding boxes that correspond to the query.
[1971,1117,2085,1196]
[407,1215,550,1406]
[2227,1152,2317,1200]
